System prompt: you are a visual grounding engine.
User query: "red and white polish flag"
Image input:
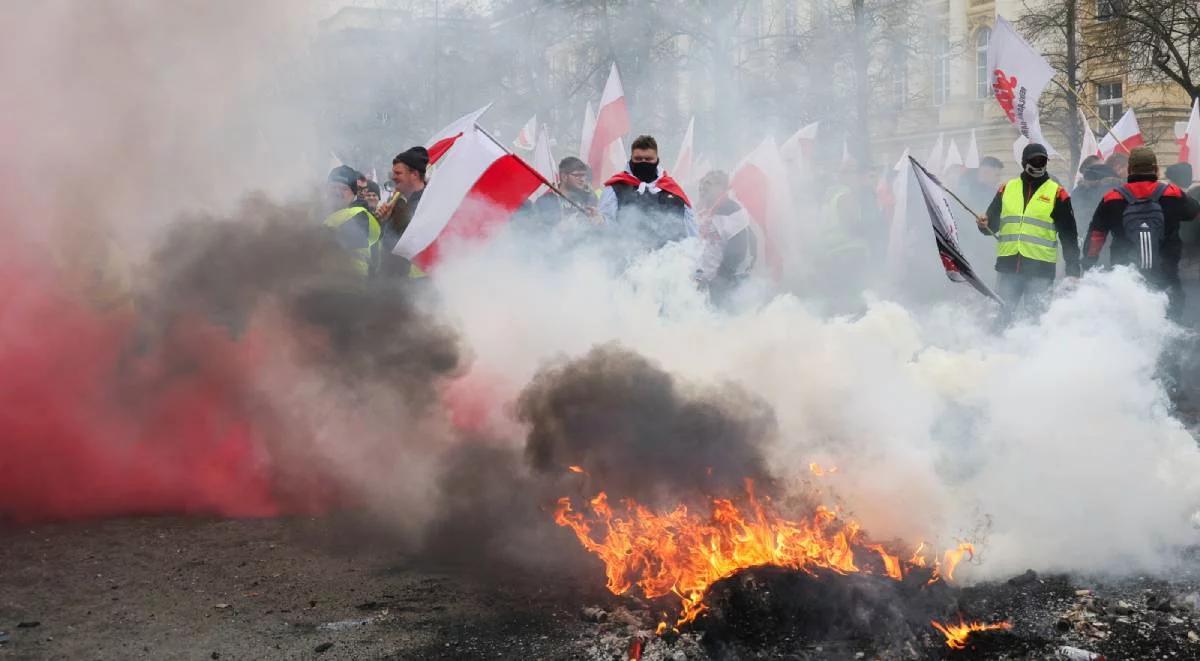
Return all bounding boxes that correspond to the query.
[513,114,538,151]
[730,136,793,281]
[1177,98,1199,172]
[426,103,493,165]
[1076,108,1103,184]
[396,126,545,270]
[672,116,695,185]
[586,63,631,182]
[1099,109,1144,158]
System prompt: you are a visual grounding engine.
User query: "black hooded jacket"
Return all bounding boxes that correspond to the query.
[982,171,1081,278]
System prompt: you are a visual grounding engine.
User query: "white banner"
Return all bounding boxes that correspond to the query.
[987,16,1058,156]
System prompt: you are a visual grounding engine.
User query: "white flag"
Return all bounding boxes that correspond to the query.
[513,114,538,151]
[1181,98,1200,175]
[579,101,596,166]
[909,157,1004,304]
[964,129,981,169]
[530,123,555,199]
[886,148,911,271]
[987,16,1058,156]
[944,139,964,170]
[926,133,945,175]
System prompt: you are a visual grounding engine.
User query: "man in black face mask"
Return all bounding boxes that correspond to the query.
[598,134,697,250]
[975,142,1080,326]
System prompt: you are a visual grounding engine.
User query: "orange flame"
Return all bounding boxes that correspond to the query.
[808,462,838,476]
[930,616,1012,649]
[568,465,586,474]
[554,479,969,629]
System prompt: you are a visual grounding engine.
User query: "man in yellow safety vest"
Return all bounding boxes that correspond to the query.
[976,142,1079,325]
[323,165,381,277]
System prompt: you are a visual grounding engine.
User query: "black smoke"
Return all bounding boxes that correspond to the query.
[517,343,778,507]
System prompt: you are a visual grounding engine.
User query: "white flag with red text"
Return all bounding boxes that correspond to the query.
[987,16,1058,156]
[909,156,1004,304]
[397,125,544,270]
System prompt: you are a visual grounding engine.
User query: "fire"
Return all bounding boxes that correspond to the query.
[554,479,971,630]
[930,616,1013,649]
[808,462,837,476]
[568,465,586,474]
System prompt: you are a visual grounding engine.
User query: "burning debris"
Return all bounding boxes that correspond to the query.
[554,479,974,632]
[930,616,1013,649]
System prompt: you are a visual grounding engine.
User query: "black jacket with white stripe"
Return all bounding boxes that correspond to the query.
[1084,174,1200,285]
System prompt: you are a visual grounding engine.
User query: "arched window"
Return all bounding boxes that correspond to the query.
[975,27,992,99]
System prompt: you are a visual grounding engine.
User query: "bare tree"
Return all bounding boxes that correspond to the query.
[1106,0,1200,101]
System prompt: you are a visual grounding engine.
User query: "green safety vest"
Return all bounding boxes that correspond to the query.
[824,184,869,257]
[323,206,381,277]
[997,178,1060,264]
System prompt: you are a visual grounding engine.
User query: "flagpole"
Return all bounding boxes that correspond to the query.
[1049,79,1116,137]
[474,124,594,216]
[910,156,998,241]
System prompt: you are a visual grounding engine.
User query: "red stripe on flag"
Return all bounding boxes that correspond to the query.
[429,133,464,165]
[587,97,630,179]
[413,154,541,270]
[730,162,781,279]
[1117,133,1145,154]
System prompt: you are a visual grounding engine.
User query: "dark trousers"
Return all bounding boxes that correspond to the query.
[995,271,1054,328]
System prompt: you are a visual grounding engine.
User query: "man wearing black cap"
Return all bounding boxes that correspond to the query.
[1085,146,1200,321]
[377,146,429,278]
[324,165,381,278]
[976,142,1080,325]
[533,156,600,226]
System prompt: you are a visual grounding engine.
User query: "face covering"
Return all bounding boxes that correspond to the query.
[629,160,659,184]
[1024,161,1047,178]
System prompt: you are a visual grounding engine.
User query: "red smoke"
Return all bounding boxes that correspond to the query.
[0,260,321,523]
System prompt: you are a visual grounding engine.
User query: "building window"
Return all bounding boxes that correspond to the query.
[1097,81,1122,124]
[1096,0,1117,21]
[975,27,992,99]
[932,35,950,106]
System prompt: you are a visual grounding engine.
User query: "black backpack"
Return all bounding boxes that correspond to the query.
[1118,183,1168,271]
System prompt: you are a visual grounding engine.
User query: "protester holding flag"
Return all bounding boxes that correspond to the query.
[1085,147,1199,321]
[976,142,1080,325]
[694,169,756,304]
[599,135,696,251]
[533,156,601,229]
[377,146,429,278]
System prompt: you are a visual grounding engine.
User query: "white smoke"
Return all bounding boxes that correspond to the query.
[432,231,1200,580]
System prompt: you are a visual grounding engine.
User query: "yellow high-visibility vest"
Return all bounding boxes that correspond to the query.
[323,206,381,276]
[824,184,869,258]
[997,178,1060,264]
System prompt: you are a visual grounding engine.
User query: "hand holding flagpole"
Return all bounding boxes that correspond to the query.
[474,124,595,217]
